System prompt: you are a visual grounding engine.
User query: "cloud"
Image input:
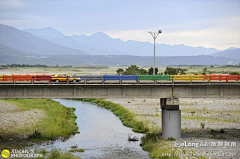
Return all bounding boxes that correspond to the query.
[0,0,27,9]
[106,16,240,50]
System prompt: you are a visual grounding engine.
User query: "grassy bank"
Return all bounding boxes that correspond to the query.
[37,149,79,159]
[79,98,180,159]
[1,99,79,141]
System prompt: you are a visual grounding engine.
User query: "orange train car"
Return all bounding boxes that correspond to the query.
[0,74,52,83]
[204,75,240,82]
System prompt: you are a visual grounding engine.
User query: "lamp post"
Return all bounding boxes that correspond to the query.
[148,30,162,75]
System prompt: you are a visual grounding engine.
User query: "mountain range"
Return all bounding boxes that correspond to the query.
[0,24,87,56]
[212,49,240,60]
[23,27,221,56]
[0,23,239,65]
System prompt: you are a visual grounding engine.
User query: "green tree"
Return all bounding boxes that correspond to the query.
[139,68,148,75]
[203,67,208,72]
[118,65,148,75]
[148,67,158,75]
[179,68,188,75]
[229,71,239,75]
[116,68,124,75]
[124,65,139,75]
[164,67,188,75]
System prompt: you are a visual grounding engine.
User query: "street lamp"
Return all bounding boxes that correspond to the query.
[148,30,162,75]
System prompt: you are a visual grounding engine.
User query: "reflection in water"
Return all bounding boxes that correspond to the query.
[36,99,150,159]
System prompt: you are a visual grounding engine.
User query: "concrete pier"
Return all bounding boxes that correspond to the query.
[160,98,181,139]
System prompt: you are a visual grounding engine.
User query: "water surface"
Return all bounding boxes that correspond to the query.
[37,99,150,159]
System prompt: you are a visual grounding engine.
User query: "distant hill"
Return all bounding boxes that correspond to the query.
[72,32,220,56]
[0,44,32,56]
[22,27,96,53]
[224,47,239,51]
[0,44,37,64]
[211,49,240,60]
[23,27,220,56]
[0,24,88,55]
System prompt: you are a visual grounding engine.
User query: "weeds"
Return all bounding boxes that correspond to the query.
[155,112,159,117]
[203,106,206,111]
[200,122,205,129]
[69,149,84,152]
[167,137,176,141]
[191,111,195,116]
[141,131,180,159]
[70,145,78,149]
[28,129,42,139]
[47,149,79,159]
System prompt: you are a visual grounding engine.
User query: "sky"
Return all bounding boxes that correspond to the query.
[0,0,240,50]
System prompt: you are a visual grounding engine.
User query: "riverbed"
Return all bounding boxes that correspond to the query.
[35,99,149,159]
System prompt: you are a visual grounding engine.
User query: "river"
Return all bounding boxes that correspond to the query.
[35,99,150,159]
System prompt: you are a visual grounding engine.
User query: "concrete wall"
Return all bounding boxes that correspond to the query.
[162,110,181,139]
[0,84,239,99]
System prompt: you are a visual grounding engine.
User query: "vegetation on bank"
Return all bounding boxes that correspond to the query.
[4,99,79,140]
[79,98,180,159]
[37,149,80,159]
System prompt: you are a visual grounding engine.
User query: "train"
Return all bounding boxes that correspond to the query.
[0,73,240,84]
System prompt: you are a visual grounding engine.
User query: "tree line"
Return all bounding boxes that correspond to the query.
[116,65,188,75]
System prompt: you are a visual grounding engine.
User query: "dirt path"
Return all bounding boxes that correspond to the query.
[0,100,46,138]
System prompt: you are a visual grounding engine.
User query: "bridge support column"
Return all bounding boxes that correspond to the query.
[160,98,181,139]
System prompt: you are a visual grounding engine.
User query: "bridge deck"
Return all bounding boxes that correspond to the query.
[0,83,240,99]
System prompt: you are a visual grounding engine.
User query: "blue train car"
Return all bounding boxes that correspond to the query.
[103,75,138,83]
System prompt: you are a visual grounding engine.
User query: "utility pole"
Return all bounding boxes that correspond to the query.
[148,30,162,75]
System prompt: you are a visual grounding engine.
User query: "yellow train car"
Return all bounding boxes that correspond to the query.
[171,75,206,82]
[51,74,80,83]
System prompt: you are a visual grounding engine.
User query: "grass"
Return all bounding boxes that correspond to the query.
[4,99,79,140]
[182,114,239,123]
[208,129,226,139]
[37,149,80,159]
[141,131,180,159]
[70,145,78,149]
[69,145,84,153]
[69,149,84,152]
[200,122,205,129]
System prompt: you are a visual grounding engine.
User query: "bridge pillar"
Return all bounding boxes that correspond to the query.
[160,98,181,139]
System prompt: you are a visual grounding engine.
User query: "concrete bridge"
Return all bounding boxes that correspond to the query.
[1,83,239,139]
[0,83,239,99]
